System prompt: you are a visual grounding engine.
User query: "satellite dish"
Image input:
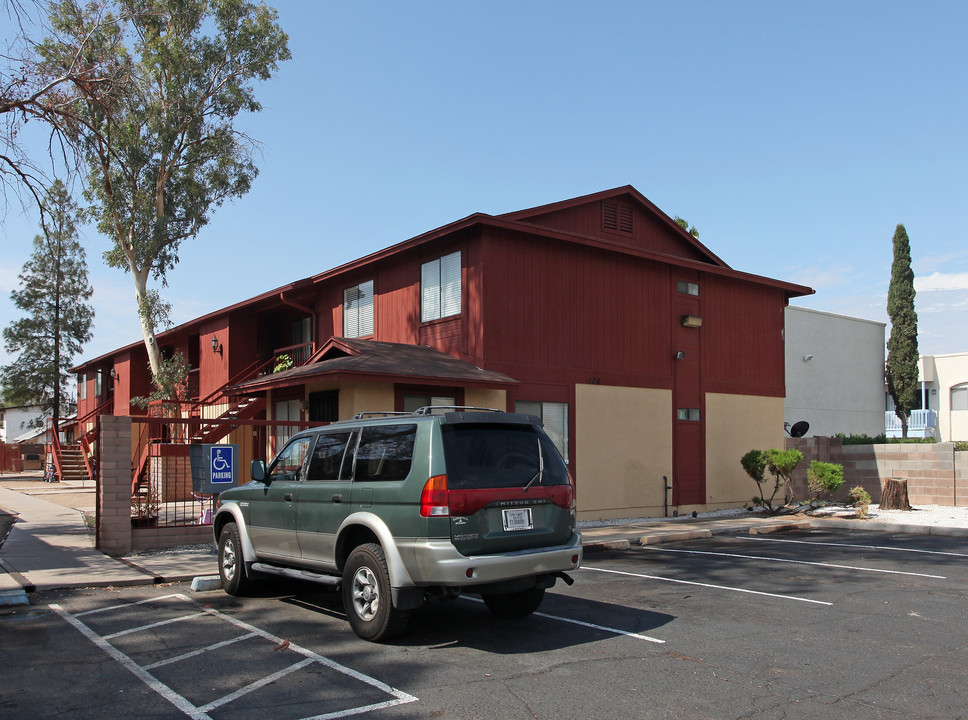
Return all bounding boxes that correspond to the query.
[790,421,810,438]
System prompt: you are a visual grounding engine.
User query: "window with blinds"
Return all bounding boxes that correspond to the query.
[515,400,569,462]
[421,251,461,322]
[343,280,374,338]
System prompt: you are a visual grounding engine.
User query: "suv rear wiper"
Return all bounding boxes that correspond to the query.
[523,437,544,492]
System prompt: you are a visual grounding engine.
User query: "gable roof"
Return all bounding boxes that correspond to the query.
[496,185,729,267]
[230,338,517,394]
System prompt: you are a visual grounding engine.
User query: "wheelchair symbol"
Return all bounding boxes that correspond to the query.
[212,450,230,472]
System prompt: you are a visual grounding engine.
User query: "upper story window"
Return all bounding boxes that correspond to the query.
[343,280,374,338]
[421,251,461,322]
[515,400,569,462]
[78,373,86,400]
[603,201,633,234]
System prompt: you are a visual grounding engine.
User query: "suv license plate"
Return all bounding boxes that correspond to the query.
[502,507,533,532]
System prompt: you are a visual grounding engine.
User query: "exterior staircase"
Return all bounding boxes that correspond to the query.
[188,396,267,445]
[56,443,91,483]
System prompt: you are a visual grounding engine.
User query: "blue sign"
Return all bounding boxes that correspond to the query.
[210,446,234,484]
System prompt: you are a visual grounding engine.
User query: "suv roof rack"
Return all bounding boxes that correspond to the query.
[411,406,503,416]
[351,411,413,419]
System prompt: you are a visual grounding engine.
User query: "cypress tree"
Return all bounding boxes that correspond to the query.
[886,223,919,438]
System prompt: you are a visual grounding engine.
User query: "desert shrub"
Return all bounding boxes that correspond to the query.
[956,441,968,452]
[807,460,844,500]
[741,448,803,515]
[846,485,872,519]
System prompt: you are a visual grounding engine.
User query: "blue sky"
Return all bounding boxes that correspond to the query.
[2,0,967,371]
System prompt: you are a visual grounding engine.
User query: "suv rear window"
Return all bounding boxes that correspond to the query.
[354,424,417,481]
[441,424,570,490]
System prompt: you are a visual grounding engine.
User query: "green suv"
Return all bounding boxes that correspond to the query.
[212,408,582,641]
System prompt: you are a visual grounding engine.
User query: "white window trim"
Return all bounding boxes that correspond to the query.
[421,251,461,322]
[343,280,374,338]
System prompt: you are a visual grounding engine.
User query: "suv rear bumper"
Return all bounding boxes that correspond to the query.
[398,532,583,587]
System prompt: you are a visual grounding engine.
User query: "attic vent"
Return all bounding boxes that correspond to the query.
[603,201,633,234]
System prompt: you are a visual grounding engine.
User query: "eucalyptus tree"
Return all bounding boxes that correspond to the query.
[35,0,290,392]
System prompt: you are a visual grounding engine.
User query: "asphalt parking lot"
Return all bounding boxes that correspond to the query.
[2,526,966,720]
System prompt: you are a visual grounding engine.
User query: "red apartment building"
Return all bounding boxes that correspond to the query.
[73,186,812,520]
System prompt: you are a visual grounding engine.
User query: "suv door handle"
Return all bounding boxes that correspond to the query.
[284,493,293,502]
[332,494,342,503]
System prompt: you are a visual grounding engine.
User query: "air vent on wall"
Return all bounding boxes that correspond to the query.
[603,201,633,234]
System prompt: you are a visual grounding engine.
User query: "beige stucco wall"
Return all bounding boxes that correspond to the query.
[574,384,672,521]
[338,381,395,420]
[705,392,786,509]
[465,388,508,411]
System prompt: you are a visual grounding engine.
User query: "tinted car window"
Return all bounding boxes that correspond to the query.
[267,436,312,482]
[441,424,569,490]
[306,431,354,481]
[354,424,417,482]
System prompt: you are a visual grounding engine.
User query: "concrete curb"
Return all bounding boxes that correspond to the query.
[582,518,812,552]
[807,517,968,537]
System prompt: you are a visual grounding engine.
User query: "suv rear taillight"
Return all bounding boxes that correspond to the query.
[420,474,450,517]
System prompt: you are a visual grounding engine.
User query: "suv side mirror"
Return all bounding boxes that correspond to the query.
[251,459,267,483]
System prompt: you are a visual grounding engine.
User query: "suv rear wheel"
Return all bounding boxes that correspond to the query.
[482,586,545,619]
[342,543,410,642]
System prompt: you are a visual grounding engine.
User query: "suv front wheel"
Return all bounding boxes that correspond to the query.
[342,543,410,642]
[218,523,253,596]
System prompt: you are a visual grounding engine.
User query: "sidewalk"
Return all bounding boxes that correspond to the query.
[2,474,967,606]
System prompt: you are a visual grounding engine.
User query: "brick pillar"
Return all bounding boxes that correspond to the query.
[97,415,132,555]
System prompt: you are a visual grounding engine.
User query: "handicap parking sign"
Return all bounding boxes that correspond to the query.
[211,446,234,484]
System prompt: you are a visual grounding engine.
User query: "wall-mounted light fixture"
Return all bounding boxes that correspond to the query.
[110,367,118,383]
[802,354,814,363]
[680,315,703,328]
[675,350,686,360]
[211,335,222,355]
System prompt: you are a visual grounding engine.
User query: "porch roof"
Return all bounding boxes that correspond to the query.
[228,338,517,394]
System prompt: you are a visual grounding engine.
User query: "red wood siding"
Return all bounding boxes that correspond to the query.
[701,276,786,397]
[479,228,673,389]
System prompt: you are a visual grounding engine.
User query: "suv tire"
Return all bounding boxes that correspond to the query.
[342,543,410,642]
[218,523,252,596]
[482,586,545,619]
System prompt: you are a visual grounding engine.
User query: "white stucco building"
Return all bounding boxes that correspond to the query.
[0,404,49,443]
[784,306,886,438]
[885,353,968,441]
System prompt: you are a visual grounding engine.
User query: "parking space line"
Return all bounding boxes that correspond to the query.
[740,535,968,558]
[462,597,665,643]
[197,658,316,713]
[50,594,418,719]
[639,547,946,579]
[581,566,833,606]
[103,611,209,640]
[74,593,185,618]
[143,631,260,671]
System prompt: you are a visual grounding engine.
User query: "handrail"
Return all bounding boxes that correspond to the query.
[48,419,64,482]
[192,355,275,409]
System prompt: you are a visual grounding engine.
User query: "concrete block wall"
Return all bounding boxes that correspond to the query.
[98,415,133,555]
[787,437,964,506]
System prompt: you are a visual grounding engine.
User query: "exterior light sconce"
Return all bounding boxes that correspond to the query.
[110,367,118,383]
[802,354,814,363]
[211,335,222,355]
[680,315,702,328]
[675,350,686,360]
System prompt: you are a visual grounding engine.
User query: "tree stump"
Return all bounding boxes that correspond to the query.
[880,479,912,510]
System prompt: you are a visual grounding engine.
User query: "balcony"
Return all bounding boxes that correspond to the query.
[884,408,937,438]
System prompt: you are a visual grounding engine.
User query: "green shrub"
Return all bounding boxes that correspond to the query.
[836,433,936,445]
[956,441,968,452]
[846,485,872,519]
[741,448,803,515]
[807,460,844,499]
